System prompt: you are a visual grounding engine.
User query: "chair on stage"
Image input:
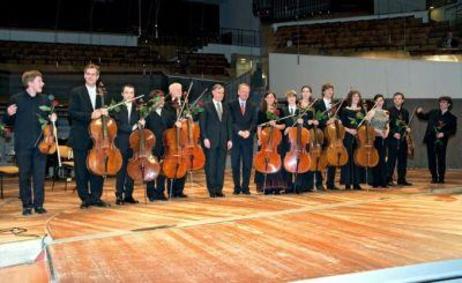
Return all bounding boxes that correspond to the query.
[51,145,75,192]
[0,165,19,199]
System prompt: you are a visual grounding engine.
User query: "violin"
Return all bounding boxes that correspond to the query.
[254,111,283,174]
[324,100,348,167]
[127,122,160,182]
[354,103,379,168]
[38,108,62,167]
[87,81,123,176]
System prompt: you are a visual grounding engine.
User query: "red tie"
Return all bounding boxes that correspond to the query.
[240,103,245,115]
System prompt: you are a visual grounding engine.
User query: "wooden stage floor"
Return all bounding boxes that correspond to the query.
[1,169,462,282]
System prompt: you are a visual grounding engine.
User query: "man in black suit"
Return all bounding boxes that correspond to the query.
[112,84,140,205]
[228,83,257,195]
[68,64,110,208]
[313,83,338,190]
[416,96,457,183]
[200,84,232,198]
[386,92,412,186]
[145,89,175,201]
[3,70,57,216]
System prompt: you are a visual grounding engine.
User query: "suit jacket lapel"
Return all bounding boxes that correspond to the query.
[82,87,94,111]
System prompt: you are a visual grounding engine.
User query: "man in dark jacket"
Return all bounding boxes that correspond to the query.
[199,84,233,198]
[416,96,457,183]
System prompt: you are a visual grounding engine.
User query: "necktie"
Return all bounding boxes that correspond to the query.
[216,102,222,121]
[240,102,245,115]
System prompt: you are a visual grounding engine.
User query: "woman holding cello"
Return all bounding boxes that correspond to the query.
[254,91,287,194]
[340,90,365,190]
[366,94,390,188]
[299,85,324,192]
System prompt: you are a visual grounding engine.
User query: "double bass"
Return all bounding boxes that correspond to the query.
[87,82,123,176]
[325,100,348,167]
[127,121,160,182]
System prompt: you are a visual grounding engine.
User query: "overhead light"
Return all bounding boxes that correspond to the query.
[429,6,434,9]
[240,58,247,63]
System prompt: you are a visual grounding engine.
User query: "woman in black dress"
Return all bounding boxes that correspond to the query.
[340,90,366,190]
[254,91,287,194]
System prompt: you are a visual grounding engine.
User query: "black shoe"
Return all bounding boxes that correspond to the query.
[116,198,124,205]
[398,181,412,186]
[124,197,139,204]
[93,200,110,207]
[34,207,47,214]
[177,193,188,198]
[328,186,341,190]
[431,179,438,184]
[209,193,217,198]
[438,179,445,184]
[157,194,168,201]
[233,187,241,195]
[345,185,351,190]
[387,181,395,187]
[80,201,91,209]
[316,185,325,191]
[216,192,225,197]
[22,208,32,216]
[241,189,251,195]
[354,184,362,190]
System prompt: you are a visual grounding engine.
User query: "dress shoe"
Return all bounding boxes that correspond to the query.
[233,187,241,195]
[209,193,217,198]
[22,208,32,216]
[80,201,91,209]
[316,185,326,191]
[398,181,412,186]
[157,194,168,201]
[241,189,251,195]
[116,198,124,205]
[328,186,341,190]
[93,200,110,207]
[438,179,445,184]
[176,193,188,198]
[124,197,139,204]
[34,207,47,214]
[216,192,225,197]
[353,184,362,190]
[431,179,438,184]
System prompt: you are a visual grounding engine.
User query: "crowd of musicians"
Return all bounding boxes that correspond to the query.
[2,64,458,216]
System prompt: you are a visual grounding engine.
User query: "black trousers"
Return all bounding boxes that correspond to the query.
[231,138,253,192]
[166,176,186,197]
[204,146,227,195]
[115,147,134,199]
[325,166,337,188]
[305,171,322,189]
[341,134,361,186]
[386,138,408,183]
[16,147,46,209]
[426,139,448,181]
[372,137,388,187]
[73,148,104,203]
[147,155,166,199]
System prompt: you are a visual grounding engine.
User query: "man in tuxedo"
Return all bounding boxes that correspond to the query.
[112,84,140,205]
[416,96,457,183]
[386,92,412,186]
[313,83,338,190]
[145,89,175,201]
[164,82,188,198]
[68,64,110,208]
[3,70,57,216]
[200,84,233,198]
[228,83,257,195]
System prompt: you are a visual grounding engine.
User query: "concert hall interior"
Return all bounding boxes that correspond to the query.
[0,0,461,282]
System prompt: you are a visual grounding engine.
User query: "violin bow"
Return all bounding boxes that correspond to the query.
[176,81,194,122]
[357,101,379,128]
[106,95,145,111]
[289,98,319,127]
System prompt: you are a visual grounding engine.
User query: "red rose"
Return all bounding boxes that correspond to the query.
[274,109,281,117]
[52,99,60,107]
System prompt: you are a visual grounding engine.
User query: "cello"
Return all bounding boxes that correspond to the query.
[354,102,379,168]
[324,99,349,167]
[87,81,123,176]
[127,121,161,183]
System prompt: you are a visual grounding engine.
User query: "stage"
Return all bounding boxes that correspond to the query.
[0,169,462,282]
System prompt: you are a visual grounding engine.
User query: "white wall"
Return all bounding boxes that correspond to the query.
[269,53,462,99]
[198,43,261,62]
